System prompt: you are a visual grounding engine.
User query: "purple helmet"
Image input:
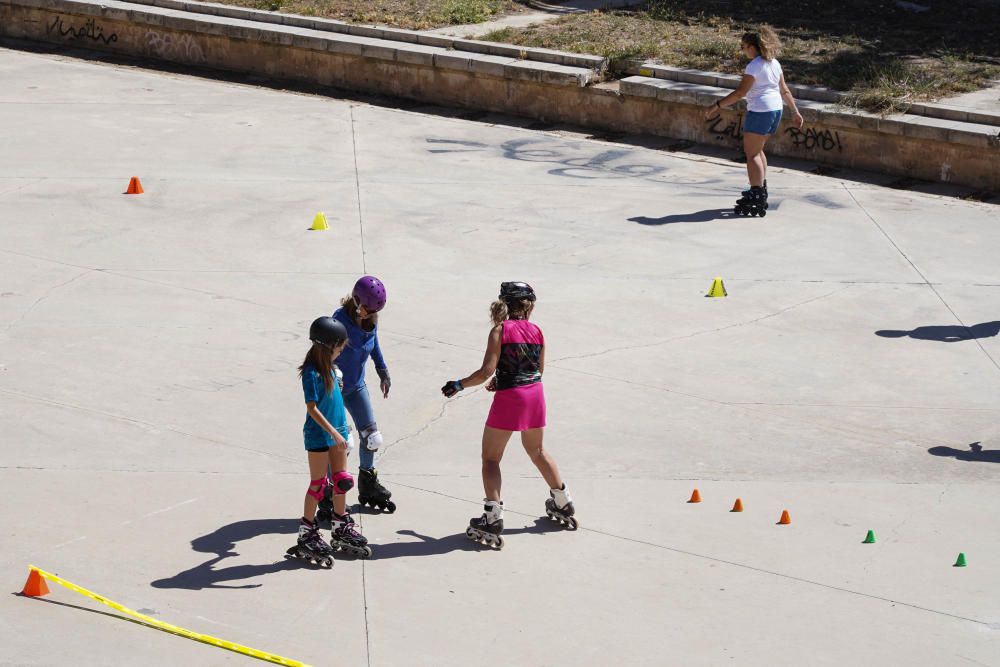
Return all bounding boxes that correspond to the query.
[352,275,387,312]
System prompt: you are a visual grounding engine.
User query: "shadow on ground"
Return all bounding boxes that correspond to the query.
[875,321,1000,342]
[629,208,741,225]
[374,518,566,559]
[151,518,300,590]
[928,442,1000,463]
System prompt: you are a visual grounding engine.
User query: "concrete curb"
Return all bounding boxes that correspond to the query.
[632,62,1000,128]
[3,0,998,191]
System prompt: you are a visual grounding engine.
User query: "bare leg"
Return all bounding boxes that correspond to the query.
[303,451,330,521]
[481,426,513,501]
[520,428,563,490]
[743,132,768,187]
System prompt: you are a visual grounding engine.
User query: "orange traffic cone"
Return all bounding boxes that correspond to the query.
[777,509,791,525]
[21,569,50,597]
[688,489,702,503]
[125,176,144,195]
[731,498,744,512]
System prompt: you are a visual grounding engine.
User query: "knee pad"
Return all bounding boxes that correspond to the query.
[361,423,383,452]
[330,470,354,495]
[307,477,329,501]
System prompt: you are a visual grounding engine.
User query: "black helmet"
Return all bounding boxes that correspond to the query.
[499,281,536,303]
[309,317,348,347]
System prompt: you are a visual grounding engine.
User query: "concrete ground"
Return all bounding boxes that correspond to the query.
[1,44,999,666]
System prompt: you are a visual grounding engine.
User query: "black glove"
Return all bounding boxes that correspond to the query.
[376,367,390,398]
[441,380,464,398]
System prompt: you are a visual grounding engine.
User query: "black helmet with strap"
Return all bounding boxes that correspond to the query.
[499,281,536,303]
[309,316,348,347]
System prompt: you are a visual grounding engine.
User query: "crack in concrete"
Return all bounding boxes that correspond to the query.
[552,285,852,363]
[0,387,299,464]
[391,480,991,627]
[845,186,1000,375]
[0,269,94,335]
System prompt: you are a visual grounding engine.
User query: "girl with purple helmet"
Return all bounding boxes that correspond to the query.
[317,276,396,520]
[441,282,576,549]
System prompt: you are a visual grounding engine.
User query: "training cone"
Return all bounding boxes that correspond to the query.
[731,498,744,512]
[21,569,49,597]
[863,530,876,544]
[688,489,702,503]
[706,277,727,298]
[777,509,791,525]
[124,176,144,195]
[310,212,329,231]
[954,552,967,567]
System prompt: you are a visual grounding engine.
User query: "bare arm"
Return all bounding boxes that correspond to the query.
[459,325,503,388]
[778,73,804,128]
[306,401,348,449]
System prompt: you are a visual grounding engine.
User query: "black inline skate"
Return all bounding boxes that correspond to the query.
[735,181,768,217]
[357,467,396,513]
[330,511,372,559]
[466,500,504,549]
[544,484,578,530]
[316,486,334,528]
[285,517,334,568]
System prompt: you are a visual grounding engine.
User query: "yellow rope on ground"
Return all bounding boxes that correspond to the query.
[27,565,311,667]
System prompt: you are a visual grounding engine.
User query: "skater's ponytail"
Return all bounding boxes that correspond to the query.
[742,25,781,60]
[490,298,535,326]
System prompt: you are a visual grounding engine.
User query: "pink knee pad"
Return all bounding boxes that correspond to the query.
[330,471,354,495]
[306,476,329,501]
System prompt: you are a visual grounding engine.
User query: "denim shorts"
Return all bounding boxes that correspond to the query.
[744,110,782,135]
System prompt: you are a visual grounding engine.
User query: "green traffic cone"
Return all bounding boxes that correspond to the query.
[954,552,967,567]
[863,530,876,544]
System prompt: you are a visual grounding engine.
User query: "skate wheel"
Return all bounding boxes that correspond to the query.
[466,527,477,539]
[322,557,333,568]
[758,209,766,217]
[495,536,504,549]
[750,209,759,217]
[384,500,397,513]
[566,517,579,531]
[734,206,742,215]
[361,546,373,559]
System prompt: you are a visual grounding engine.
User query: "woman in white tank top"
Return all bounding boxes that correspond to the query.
[703,26,803,215]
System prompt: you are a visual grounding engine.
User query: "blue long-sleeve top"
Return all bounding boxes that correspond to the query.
[332,307,387,393]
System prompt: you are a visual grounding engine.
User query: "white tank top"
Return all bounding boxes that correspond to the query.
[744,57,783,112]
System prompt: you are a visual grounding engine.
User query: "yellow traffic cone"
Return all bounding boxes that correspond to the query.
[310,212,329,231]
[706,277,727,298]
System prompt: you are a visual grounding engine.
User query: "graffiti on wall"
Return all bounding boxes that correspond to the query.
[46,16,118,45]
[784,126,844,152]
[705,112,846,153]
[705,113,743,142]
[144,31,206,64]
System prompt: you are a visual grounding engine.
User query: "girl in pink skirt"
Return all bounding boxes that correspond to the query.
[441,282,576,548]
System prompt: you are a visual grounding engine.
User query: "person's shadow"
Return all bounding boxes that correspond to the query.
[876,321,1000,342]
[928,442,1000,463]
[629,208,740,225]
[151,518,302,590]
[374,519,566,560]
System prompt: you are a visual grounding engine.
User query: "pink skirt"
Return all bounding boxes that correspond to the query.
[485,382,546,431]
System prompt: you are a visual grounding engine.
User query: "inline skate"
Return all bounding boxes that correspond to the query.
[466,500,504,549]
[330,511,373,559]
[357,467,396,513]
[545,484,578,530]
[285,518,334,568]
[734,181,768,217]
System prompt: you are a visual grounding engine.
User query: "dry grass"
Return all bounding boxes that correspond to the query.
[483,0,1000,113]
[194,0,525,30]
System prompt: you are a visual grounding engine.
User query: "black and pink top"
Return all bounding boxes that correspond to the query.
[494,319,544,391]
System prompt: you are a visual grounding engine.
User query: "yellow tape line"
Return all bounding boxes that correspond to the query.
[27,565,311,667]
